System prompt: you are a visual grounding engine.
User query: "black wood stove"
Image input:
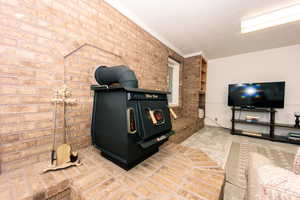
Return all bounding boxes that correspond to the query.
[91,66,175,170]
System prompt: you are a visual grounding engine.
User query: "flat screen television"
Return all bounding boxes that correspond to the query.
[228,81,285,108]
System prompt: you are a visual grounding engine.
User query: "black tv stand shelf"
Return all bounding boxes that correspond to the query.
[275,123,300,129]
[231,106,299,144]
[232,107,276,113]
[233,119,271,126]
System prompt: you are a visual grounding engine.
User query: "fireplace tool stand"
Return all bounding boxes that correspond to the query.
[43,85,81,173]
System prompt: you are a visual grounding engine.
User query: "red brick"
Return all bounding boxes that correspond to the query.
[0,95,19,104]
[0,76,18,85]
[0,104,38,113]
[0,133,19,143]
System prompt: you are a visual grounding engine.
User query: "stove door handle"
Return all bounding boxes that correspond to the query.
[149,110,158,125]
[139,131,175,149]
[169,108,178,120]
[127,108,137,134]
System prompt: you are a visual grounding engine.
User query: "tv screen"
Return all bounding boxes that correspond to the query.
[228,81,285,108]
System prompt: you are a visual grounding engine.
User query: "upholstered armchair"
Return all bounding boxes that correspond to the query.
[247,148,300,200]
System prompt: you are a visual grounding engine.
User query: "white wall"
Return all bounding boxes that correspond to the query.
[205,44,300,134]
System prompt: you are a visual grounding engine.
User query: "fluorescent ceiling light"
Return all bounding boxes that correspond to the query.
[241,3,300,33]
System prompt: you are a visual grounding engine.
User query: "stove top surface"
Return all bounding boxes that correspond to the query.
[91,85,170,94]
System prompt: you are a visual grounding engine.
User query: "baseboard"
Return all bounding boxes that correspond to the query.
[204,124,231,131]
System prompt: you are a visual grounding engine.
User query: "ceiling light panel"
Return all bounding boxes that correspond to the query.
[241,3,300,33]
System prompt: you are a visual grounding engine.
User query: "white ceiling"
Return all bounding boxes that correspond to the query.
[105,0,300,59]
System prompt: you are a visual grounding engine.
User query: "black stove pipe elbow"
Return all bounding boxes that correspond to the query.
[95,65,139,88]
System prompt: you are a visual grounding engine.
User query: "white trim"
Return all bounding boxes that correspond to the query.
[201,52,208,61]
[184,51,209,61]
[168,58,180,107]
[104,0,184,55]
[183,51,203,58]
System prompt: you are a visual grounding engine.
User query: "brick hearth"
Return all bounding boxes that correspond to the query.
[0,143,224,200]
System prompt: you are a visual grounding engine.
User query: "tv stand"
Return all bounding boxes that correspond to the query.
[231,107,300,144]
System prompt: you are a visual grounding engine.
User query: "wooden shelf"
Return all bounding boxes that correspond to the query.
[199,56,207,116]
[200,56,207,93]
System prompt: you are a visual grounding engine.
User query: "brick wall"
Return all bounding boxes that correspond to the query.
[182,56,203,118]
[0,0,186,172]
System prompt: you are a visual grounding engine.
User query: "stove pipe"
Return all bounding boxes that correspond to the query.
[95,65,138,88]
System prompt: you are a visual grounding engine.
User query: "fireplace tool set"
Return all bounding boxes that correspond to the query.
[43,85,81,173]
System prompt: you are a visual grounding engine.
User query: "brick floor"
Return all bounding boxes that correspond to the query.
[0,143,225,200]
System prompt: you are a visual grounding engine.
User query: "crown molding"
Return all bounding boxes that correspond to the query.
[104,0,184,55]
[183,52,203,58]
